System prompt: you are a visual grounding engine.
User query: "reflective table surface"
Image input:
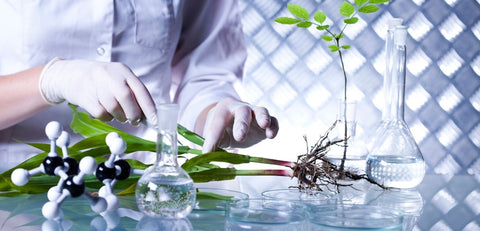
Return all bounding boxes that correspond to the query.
[0,174,478,231]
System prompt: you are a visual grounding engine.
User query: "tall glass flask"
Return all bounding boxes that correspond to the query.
[366,26,425,188]
[373,18,403,140]
[136,104,196,218]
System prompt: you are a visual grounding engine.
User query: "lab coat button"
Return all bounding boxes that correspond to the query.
[96,47,105,56]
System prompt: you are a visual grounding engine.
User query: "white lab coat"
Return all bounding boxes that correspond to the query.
[0,0,246,171]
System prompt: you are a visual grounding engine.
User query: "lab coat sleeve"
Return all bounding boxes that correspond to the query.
[171,0,247,131]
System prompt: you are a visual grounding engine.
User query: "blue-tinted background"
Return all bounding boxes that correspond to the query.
[236,0,480,175]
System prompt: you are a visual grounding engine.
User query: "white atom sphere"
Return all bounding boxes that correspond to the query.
[79,156,97,174]
[91,197,108,214]
[45,121,62,140]
[56,131,70,147]
[42,201,61,220]
[105,132,121,147]
[11,168,30,186]
[47,186,62,201]
[105,194,119,211]
[106,134,126,155]
[98,185,108,197]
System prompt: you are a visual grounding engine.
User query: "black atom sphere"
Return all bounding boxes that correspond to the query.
[62,175,85,198]
[42,156,64,176]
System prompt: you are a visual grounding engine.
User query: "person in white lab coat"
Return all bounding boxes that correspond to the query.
[0,0,278,171]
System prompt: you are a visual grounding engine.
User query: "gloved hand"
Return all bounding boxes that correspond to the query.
[39,58,157,126]
[201,98,279,153]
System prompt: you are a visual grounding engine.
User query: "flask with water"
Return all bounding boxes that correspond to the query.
[136,104,196,218]
[366,26,425,189]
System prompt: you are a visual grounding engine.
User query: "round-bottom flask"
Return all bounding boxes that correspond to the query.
[136,104,196,218]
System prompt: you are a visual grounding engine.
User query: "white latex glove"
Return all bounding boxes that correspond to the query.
[39,58,157,126]
[201,98,279,153]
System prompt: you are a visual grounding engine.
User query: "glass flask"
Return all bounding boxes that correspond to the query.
[136,104,196,218]
[369,18,403,148]
[366,26,425,189]
[328,100,369,174]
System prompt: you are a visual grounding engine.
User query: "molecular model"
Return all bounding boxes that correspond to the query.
[11,121,144,220]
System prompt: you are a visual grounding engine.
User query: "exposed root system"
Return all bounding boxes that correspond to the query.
[290,121,388,193]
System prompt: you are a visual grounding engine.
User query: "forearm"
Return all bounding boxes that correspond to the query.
[0,66,50,130]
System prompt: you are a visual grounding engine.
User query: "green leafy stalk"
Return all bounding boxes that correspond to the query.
[0,106,294,196]
[274,0,390,175]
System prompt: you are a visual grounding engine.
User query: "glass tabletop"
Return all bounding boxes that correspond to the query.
[0,174,478,231]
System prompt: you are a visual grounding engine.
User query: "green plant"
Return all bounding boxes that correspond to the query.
[274,0,391,174]
[0,105,387,197]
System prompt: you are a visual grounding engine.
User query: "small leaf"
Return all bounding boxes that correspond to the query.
[189,168,238,182]
[182,152,251,171]
[359,5,379,13]
[329,45,339,52]
[369,0,391,4]
[287,4,310,20]
[344,17,359,24]
[322,35,333,41]
[355,0,368,6]
[316,25,330,30]
[339,1,355,17]
[341,45,351,49]
[274,17,301,24]
[336,34,345,39]
[296,21,312,28]
[313,11,326,24]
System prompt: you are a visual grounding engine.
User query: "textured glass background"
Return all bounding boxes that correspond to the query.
[236,0,480,175]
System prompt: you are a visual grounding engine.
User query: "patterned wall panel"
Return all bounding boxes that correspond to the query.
[237,0,480,175]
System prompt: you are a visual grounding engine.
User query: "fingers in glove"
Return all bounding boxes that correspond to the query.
[83,99,114,122]
[125,74,158,127]
[252,107,278,138]
[97,89,127,123]
[252,107,271,129]
[202,107,231,153]
[232,106,252,142]
[265,116,279,138]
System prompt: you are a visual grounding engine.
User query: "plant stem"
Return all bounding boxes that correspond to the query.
[235,169,293,177]
[336,38,348,176]
[249,157,295,167]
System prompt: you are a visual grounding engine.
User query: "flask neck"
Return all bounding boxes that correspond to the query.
[385,44,406,122]
[156,129,179,167]
[382,28,396,121]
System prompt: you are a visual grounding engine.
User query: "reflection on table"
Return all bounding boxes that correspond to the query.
[0,174,478,230]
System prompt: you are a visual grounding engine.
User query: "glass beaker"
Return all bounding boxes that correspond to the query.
[366,26,425,189]
[136,104,196,218]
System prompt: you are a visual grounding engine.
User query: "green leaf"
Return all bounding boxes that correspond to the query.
[329,45,339,52]
[182,152,251,171]
[296,21,312,28]
[274,17,301,24]
[322,35,333,41]
[369,0,390,4]
[336,34,345,39]
[341,45,351,49]
[339,1,355,17]
[359,5,379,13]
[344,17,359,24]
[316,25,330,30]
[355,0,368,6]
[313,11,326,24]
[69,105,122,137]
[287,4,310,20]
[189,168,238,182]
